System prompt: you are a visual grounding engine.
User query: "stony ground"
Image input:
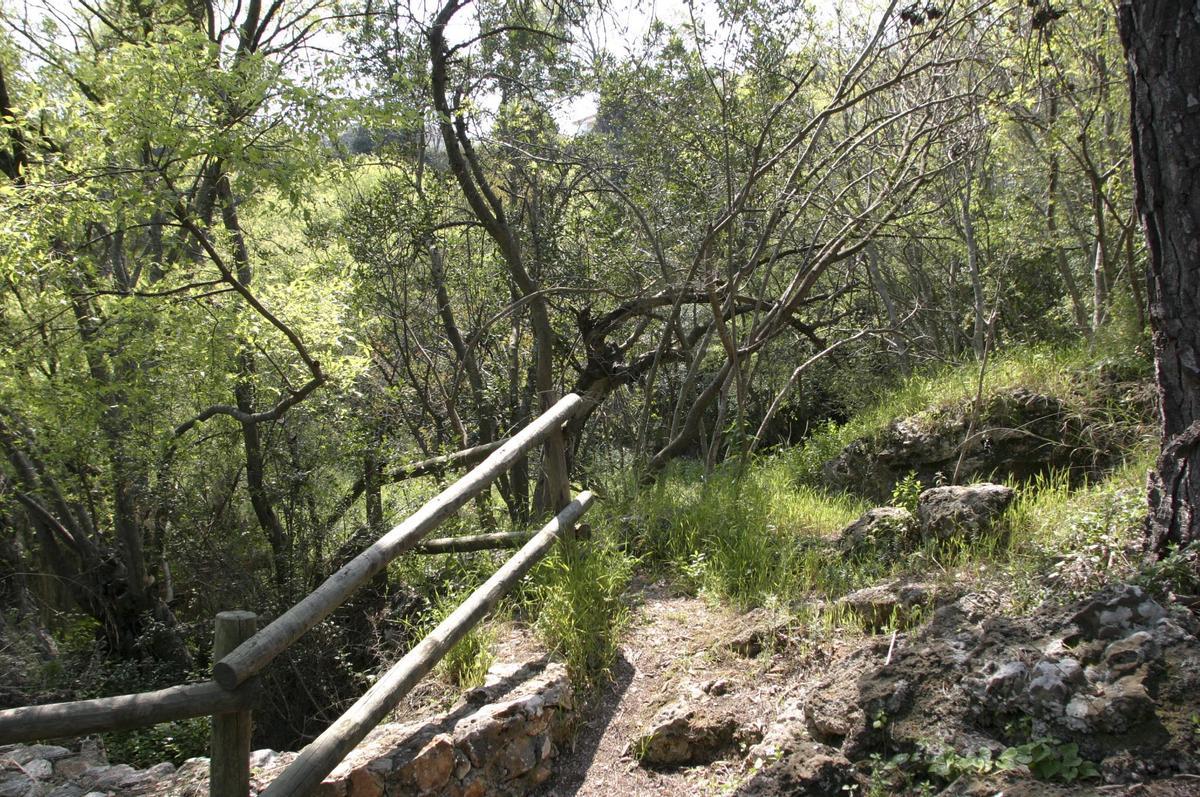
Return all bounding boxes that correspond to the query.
[531,571,1200,796]
[6,568,1200,797]
[533,575,854,797]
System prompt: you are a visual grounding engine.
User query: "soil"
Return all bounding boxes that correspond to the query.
[513,570,1200,797]
[530,575,863,797]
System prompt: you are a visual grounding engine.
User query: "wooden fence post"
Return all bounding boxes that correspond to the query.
[211,611,257,797]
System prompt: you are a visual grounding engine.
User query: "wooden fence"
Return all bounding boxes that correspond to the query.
[0,393,594,797]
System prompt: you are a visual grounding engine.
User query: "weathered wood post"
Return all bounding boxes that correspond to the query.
[211,611,257,797]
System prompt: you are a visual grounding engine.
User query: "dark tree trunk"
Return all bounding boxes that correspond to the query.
[1119,1,1200,556]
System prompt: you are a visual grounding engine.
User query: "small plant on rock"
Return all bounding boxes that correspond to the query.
[890,472,924,514]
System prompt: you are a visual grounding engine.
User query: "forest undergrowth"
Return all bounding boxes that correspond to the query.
[9,341,1165,768]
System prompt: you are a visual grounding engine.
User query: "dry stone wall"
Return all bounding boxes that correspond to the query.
[0,661,572,797]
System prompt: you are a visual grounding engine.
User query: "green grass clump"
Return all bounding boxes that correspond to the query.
[969,447,1155,610]
[402,589,497,690]
[529,533,633,693]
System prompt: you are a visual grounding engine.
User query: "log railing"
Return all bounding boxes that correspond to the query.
[0,393,593,797]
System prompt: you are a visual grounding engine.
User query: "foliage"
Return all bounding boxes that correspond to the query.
[103,719,210,769]
[0,0,1161,761]
[890,473,925,514]
[998,739,1099,783]
[1135,542,1200,602]
[529,532,634,693]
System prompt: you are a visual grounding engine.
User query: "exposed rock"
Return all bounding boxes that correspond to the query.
[22,760,52,781]
[0,773,32,797]
[836,507,916,552]
[1071,583,1168,641]
[52,760,93,781]
[733,742,860,797]
[703,679,731,696]
[984,660,1029,700]
[837,580,934,632]
[44,784,85,797]
[316,660,573,797]
[397,735,454,792]
[723,611,791,657]
[822,387,1130,501]
[632,698,747,766]
[746,699,808,763]
[5,747,72,766]
[1026,656,1085,710]
[917,483,1014,540]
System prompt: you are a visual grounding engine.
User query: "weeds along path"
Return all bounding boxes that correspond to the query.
[533,575,852,797]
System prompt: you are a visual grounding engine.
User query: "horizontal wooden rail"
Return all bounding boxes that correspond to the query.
[386,440,503,482]
[214,392,586,690]
[0,679,256,745]
[260,491,595,797]
[415,530,533,554]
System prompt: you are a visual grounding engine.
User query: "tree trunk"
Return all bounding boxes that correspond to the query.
[1119,0,1200,555]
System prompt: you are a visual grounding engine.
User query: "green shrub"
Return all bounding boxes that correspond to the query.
[103,718,210,768]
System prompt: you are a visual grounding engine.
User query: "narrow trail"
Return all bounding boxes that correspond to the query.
[533,577,846,797]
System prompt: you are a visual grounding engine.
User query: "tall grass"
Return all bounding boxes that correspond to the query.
[995,447,1155,608]
[611,456,867,609]
[527,534,633,693]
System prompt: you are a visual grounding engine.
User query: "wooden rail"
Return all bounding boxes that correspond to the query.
[213,392,586,690]
[415,530,532,553]
[262,492,594,797]
[0,677,255,745]
[0,393,591,797]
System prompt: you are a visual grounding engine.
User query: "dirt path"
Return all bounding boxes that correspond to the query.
[533,577,850,797]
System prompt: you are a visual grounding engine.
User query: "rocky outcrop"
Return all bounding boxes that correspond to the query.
[632,700,743,766]
[823,388,1129,502]
[731,582,1200,794]
[722,609,792,658]
[0,661,572,797]
[836,484,1013,554]
[631,684,762,768]
[836,580,935,632]
[835,507,916,551]
[917,483,1015,540]
[734,741,859,797]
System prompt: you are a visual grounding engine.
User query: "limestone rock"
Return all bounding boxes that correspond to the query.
[746,699,808,763]
[724,610,790,658]
[837,580,933,632]
[633,699,747,767]
[6,748,71,766]
[0,773,32,797]
[836,507,915,552]
[401,735,454,793]
[822,388,1119,501]
[916,483,1014,540]
[1071,584,1167,641]
[733,742,860,797]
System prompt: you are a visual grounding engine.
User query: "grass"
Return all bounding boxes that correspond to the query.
[611,455,867,609]
[789,337,1152,485]
[598,338,1156,629]
[527,532,634,693]
[996,447,1156,609]
[376,339,1155,697]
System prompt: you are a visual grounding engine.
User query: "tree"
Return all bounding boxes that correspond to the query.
[1118,1,1200,555]
[0,0,346,661]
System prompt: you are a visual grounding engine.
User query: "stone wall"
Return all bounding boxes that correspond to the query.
[0,661,573,797]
